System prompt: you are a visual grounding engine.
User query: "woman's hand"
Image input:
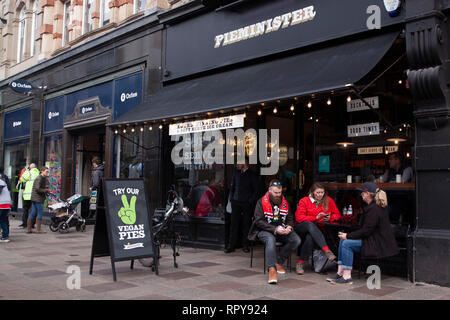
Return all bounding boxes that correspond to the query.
[338,232,347,240]
[322,214,330,222]
[316,212,325,220]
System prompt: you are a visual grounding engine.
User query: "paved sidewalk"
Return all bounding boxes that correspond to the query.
[1,218,449,300]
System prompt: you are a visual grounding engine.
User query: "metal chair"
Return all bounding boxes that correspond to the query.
[250,240,292,273]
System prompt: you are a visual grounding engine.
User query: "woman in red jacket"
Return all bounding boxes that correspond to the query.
[294,182,341,274]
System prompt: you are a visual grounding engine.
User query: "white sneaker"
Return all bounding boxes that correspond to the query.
[0,238,10,243]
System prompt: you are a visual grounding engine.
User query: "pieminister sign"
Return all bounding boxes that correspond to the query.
[9,79,33,94]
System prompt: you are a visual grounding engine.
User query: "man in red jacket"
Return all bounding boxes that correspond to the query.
[248,179,301,284]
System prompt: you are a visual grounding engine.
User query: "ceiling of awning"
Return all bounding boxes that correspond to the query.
[111,30,400,127]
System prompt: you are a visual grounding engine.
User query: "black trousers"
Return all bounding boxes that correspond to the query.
[21,200,35,227]
[294,221,328,261]
[228,202,253,249]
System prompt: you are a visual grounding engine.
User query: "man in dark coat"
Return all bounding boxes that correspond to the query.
[225,158,259,253]
[248,179,301,284]
[90,157,104,191]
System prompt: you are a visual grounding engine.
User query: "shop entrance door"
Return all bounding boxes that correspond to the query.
[73,126,105,197]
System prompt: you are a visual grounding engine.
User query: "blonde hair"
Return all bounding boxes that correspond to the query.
[370,188,388,208]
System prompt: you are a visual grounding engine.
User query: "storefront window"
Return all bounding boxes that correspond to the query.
[45,135,62,202]
[116,133,144,179]
[4,140,30,211]
[173,132,225,218]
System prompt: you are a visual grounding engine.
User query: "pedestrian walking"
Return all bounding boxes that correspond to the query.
[28,166,50,234]
[18,163,39,229]
[0,171,12,242]
[90,157,104,191]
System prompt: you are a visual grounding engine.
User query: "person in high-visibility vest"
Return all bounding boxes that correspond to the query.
[18,164,39,229]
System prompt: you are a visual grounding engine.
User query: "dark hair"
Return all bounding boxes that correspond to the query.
[389,152,401,160]
[308,182,329,211]
[40,166,49,173]
[92,157,102,165]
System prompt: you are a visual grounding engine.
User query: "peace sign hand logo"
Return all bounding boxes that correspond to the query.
[118,195,137,225]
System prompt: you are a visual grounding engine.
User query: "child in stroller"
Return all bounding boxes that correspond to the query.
[47,193,86,233]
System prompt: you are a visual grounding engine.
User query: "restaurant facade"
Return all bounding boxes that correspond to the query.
[1,0,449,287]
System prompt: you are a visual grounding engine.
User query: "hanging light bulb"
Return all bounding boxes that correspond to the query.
[131,127,135,133]
[257,110,262,116]
[398,80,403,84]
[243,112,247,118]
[114,129,118,134]
[290,105,295,111]
[122,129,126,134]
[273,107,278,114]
[327,98,332,105]
[407,152,410,158]
[347,95,352,102]
[149,125,153,131]
[307,102,312,108]
[159,124,163,130]
[140,127,144,132]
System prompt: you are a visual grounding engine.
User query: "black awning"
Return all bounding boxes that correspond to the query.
[112,30,399,126]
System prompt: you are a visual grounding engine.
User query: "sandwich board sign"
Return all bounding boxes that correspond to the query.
[89,179,157,281]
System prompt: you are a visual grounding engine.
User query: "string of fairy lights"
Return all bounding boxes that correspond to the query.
[112,83,412,151]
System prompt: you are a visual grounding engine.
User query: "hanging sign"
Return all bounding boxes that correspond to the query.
[347,96,379,112]
[169,114,245,136]
[9,79,33,94]
[358,146,384,155]
[347,122,380,137]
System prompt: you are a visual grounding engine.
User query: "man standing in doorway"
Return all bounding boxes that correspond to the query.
[225,158,259,253]
[90,157,104,191]
[18,164,39,229]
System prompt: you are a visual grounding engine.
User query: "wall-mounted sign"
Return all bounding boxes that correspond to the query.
[385,145,399,153]
[81,104,95,115]
[9,79,33,93]
[169,114,245,136]
[348,122,380,137]
[3,106,31,140]
[358,146,384,155]
[114,72,143,120]
[214,6,316,48]
[347,96,379,112]
[357,145,399,155]
[384,0,402,17]
[44,96,65,134]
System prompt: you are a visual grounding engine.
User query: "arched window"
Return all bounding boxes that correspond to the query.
[30,0,40,56]
[17,7,26,63]
[134,0,146,14]
[82,0,93,34]
[62,1,70,45]
[100,0,110,26]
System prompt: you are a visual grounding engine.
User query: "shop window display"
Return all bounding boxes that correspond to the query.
[3,140,29,211]
[117,134,144,179]
[45,136,62,203]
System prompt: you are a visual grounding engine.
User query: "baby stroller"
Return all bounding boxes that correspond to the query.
[47,193,86,233]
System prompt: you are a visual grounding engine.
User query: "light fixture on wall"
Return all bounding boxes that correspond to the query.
[336,141,354,148]
[386,138,407,144]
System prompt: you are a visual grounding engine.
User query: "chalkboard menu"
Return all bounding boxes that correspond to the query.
[90,179,157,281]
[103,179,154,260]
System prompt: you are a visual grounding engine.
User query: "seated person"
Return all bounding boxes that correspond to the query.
[248,179,301,284]
[294,182,341,275]
[379,152,413,183]
[327,182,399,284]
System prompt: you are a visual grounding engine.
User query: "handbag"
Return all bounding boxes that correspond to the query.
[309,249,338,273]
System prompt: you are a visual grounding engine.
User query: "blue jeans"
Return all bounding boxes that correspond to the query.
[30,202,44,219]
[0,209,9,239]
[257,230,301,270]
[337,239,362,270]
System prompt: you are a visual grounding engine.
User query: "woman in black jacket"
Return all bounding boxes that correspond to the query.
[327,182,399,284]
